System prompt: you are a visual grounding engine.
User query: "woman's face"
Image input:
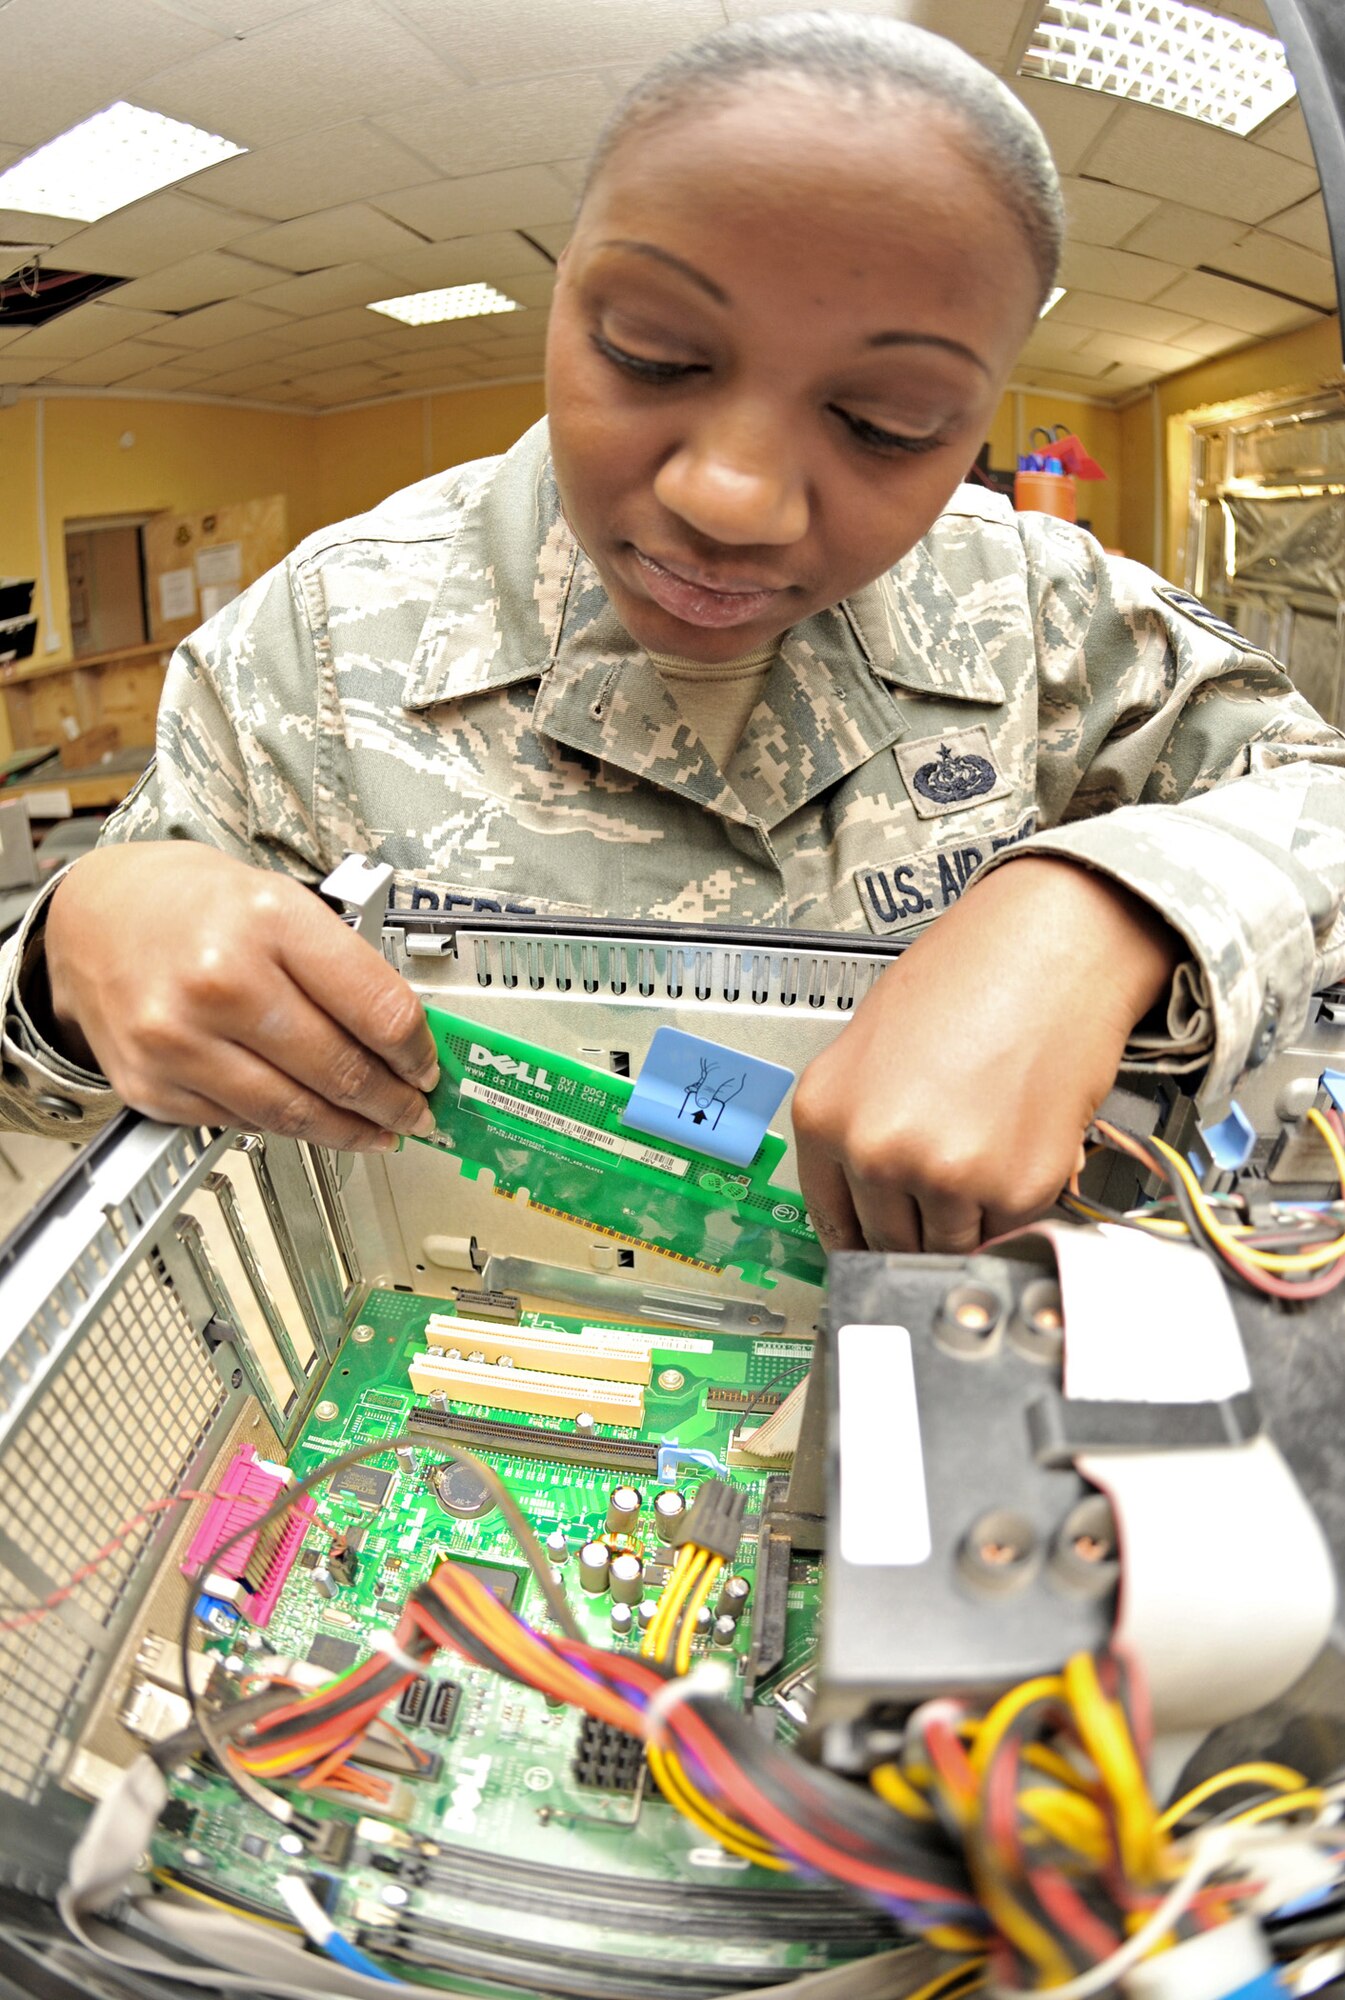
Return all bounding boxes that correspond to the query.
[546,82,1044,662]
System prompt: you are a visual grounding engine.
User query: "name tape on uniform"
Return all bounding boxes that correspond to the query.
[854,810,1037,936]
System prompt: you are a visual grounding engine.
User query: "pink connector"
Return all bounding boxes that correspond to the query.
[181,1443,317,1627]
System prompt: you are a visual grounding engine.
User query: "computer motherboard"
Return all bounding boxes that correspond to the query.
[137,1287,898,1993]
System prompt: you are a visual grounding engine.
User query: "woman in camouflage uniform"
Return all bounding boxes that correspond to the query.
[6,16,1344,1255]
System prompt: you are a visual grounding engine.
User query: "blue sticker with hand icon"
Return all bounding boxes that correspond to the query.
[619,1027,795,1168]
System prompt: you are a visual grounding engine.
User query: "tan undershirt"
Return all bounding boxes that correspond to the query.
[649,642,777,771]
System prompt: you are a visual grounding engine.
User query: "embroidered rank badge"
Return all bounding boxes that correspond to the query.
[894,725,1011,819]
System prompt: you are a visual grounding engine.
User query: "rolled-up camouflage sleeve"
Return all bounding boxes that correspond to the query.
[980,512,1345,1107]
[0,561,328,1137]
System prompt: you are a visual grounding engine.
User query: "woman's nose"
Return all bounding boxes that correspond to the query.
[653,408,809,547]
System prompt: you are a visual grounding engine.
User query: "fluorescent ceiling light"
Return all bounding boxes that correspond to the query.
[1019,1,1296,136]
[1040,286,1067,317]
[368,283,522,326]
[0,101,246,224]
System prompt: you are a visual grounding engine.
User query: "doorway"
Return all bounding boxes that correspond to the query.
[64,517,150,659]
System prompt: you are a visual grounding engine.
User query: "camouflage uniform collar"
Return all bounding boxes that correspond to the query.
[405,424,1005,715]
[847,542,1007,707]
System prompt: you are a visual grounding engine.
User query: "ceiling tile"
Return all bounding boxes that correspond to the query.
[229,204,431,273]
[721,0,1025,63]
[190,360,306,395]
[498,273,556,311]
[374,74,610,181]
[0,322,29,351]
[110,250,286,311]
[1057,242,1182,302]
[1051,290,1202,344]
[376,165,576,240]
[6,299,172,358]
[248,262,411,315]
[1203,230,1336,309]
[139,297,293,349]
[0,0,222,149]
[0,353,60,383]
[1119,200,1248,266]
[137,0,463,148]
[287,361,398,403]
[52,193,252,278]
[1150,269,1321,335]
[1015,345,1121,380]
[1095,365,1161,400]
[1252,99,1316,168]
[268,335,388,370]
[187,118,439,224]
[265,306,393,348]
[390,0,724,85]
[0,207,83,250]
[1012,319,1095,361]
[361,316,511,354]
[522,222,570,262]
[1082,327,1262,371]
[113,357,216,389]
[1166,322,1249,358]
[375,361,478,391]
[175,330,296,370]
[1008,76,1124,177]
[45,338,172,385]
[1262,194,1332,258]
[1080,102,1319,224]
[371,232,554,290]
[1061,177,1160,248]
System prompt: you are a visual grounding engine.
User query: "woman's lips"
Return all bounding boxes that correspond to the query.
[631,548,786,631]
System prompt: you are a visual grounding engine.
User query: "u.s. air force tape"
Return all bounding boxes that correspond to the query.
[853,809,1037,935]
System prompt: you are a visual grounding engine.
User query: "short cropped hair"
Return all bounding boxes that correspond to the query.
[580,12,1064,307]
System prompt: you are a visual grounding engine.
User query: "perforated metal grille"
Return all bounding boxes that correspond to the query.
[0,1262,224,1803]
[456,932,887,1013]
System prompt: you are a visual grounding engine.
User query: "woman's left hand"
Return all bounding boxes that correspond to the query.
[791,856,1182,1254]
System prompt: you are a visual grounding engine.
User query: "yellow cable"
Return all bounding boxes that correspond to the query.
[151,1872,302,1933]
[871,1762,938,1821]
[1016,1786,1109,1863]
[673,1556,723,1677]
[1062,1653,1157,1884]
[643,1545,704,1660]
[898,1958,988,2000]
[1228,1788,1325,1828]
[1151,1124,1345,1273]
[967,1675,1065,1777]
[1157,1761,1311,1833]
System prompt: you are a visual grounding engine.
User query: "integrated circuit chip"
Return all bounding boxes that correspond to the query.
[307,1634,360,1674]
[436,1555,520,1609]
[329,1464,393,1510]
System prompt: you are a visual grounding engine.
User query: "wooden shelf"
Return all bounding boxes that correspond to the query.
[0,639,169,689]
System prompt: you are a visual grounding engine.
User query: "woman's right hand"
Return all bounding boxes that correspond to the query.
[43,842,441,1151]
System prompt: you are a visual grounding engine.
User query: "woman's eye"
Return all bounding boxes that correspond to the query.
[835,408,946,457]
[591,331,702,384]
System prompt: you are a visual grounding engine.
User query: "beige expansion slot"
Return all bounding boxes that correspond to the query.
[409,1352,645,1426]
[423,1314,651,1385]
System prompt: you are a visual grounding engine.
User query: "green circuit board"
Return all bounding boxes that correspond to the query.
[415,1007,827,1292]
[146,1288,892,1993]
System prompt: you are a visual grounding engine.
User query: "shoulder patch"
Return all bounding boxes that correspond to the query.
[1152,586,1276,659]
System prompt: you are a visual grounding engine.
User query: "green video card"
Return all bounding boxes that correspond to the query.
[415,1008,825,1291]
